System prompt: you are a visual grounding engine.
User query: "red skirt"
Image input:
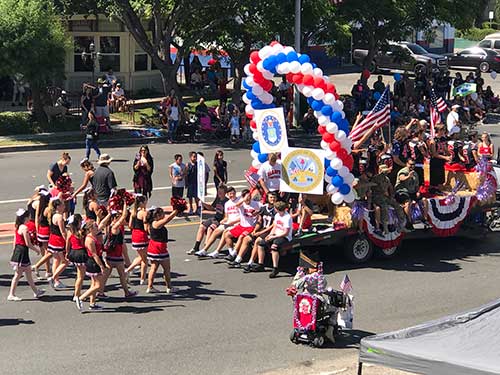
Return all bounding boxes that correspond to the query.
[147,239,169,261]
[445,163,466,172]
[37,225,50,243]
[106,243,124,263]
[48,234,65,253]
[131,229,149,250]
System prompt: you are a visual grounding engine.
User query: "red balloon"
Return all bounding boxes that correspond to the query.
[362,69,371,79]
[325,82,335,93]
[329,140,341,152]
[313,76,326,89]
[317,125,326,134]
[303,75,314,86]
[250,120,256,129]
[250,51,260,64]
[286,73,295,83]
[344,155,354,170]
[249,64,258,75]
[337,148,348,159]
[322,132,334,143]
[246,112,253,119]
[262,80,273,91]
[253,71,265,85]
[292,74,303,84]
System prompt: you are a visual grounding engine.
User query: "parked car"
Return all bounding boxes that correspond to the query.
[447,47,500,73]
[477,33,500,53]
[353,41,448,75]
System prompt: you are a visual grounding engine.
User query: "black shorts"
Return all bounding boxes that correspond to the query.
[429,158,445,186]
[172,186,184,198]
[186,184,197,198]
[202,218,220,230]
[395,190,418,204]
[260,237,290,252]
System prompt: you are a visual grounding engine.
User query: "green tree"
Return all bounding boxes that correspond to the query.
[0,0,69,120]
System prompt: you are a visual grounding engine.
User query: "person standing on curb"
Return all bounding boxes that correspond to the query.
[85,111,101,161]
[186,151,199,215]
[93,154,117,205]
[169,154,186,199]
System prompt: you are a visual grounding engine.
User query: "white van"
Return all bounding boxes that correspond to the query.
[478,33,500,52]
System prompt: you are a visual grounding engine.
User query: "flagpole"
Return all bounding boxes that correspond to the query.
[387,85,392,145]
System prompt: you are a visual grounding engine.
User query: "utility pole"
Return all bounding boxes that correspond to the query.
[293,0,301,129]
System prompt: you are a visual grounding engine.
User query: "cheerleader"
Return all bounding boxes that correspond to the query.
[79,220,109,311]
[83,188,102,222]
[66,214,87,310]
[8,209,44,301]
[72,159,95,198]
[126,195,149,284]
[102,202,138,298]
[46,198,68,289]
[32,189,51,279]
[146,207,179,294]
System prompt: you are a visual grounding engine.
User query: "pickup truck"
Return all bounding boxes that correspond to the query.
[353,41,448,75]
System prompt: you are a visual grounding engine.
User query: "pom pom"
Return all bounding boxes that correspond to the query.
[171,197,187,212]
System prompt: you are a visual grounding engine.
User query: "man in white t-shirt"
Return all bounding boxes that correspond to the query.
[258,153,282,193]
[169,154,186,198]
[195,186,240,257]
[256,201,293,278]
[446,104,461,136]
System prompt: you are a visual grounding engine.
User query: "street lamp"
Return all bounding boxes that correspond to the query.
[81,42,101,84]
[489,11,494,29]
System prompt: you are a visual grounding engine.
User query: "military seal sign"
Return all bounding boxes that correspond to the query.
[281,148,325,195]
[254,108,288,153]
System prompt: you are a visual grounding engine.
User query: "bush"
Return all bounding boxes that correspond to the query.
[457,27,497,41]
[0,111,81,136]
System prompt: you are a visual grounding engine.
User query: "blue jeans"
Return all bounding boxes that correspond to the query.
[85,138,101,159]
[168,120,179,141]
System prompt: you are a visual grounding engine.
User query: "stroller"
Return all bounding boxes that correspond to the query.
[287,263,352,347]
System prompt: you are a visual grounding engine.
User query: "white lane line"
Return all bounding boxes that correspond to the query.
[0,179,249,205]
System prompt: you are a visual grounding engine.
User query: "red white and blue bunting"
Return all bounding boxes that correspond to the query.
[426,196,476,237]
[242,42,355,204]
[362,209,404,250]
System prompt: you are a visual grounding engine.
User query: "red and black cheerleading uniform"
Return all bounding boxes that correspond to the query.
[47,219,65,253]
[26,202,37,243]
[430,136,448,187]
[10,228,30,270]
[446,140,466,172]
[408,140,426,186]
[463,141,478,171]
[131,215,149,250]
[37,213,50,243]
[85,236,104,277]
[85,205,97,221]
[67,235,88,266]
[106,228,125,263]
[147,224,169,261]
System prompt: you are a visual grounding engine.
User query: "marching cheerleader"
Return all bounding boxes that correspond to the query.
[8,209,44,301]
[72,159,95,198]
[83,188,101,222]
[79,220,110,311]
[33,189,51,279]
[46,198,68,289]
[66,214,88,310]
[102,202,138,298]
[126,195,149,285]
[146,207,179,294]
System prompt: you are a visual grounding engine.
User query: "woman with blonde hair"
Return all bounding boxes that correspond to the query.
[478,132,494,160]
[47,152,71,186]
[46,198,68,289]
[126,195,149,285]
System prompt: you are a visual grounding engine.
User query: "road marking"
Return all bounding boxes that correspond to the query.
[0,179,248,205]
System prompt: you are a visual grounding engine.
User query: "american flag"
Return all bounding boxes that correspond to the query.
[244,167,260,187]
[349,86,391,143]
[429,88,448,139]
[340,274,352,294]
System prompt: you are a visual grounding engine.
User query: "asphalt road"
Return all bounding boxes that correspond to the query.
[1,71,500,374]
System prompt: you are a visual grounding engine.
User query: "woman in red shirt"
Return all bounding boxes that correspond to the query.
[478,132,494,160]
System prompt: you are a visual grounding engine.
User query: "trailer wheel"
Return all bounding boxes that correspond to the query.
[344,235,373,263]
[374,244,400,259]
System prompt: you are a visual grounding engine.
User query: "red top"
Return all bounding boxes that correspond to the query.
[15,228,27,246]
[86,235,103,257]
[479,144,492,157]
[69,235,85,250]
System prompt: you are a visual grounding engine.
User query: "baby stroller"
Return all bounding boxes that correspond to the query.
[287,263,352,347]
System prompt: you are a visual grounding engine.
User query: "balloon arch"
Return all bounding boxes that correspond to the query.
[242,41,355,204]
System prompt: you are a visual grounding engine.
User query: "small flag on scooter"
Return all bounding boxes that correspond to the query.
[340,274,352,294]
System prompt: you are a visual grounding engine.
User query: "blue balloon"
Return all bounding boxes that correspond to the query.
[307,97,314,105]
[263,56,277,71]
[261,103,275,109]
[258,153,268,163]
[246,91,256,101]
[312,63,317,69]
[332,175,344,188]
[276,52,287,64]
[252,142,261,154]
[339,184,350,195]
[243,79,251,90]
[373,91,381,101]
[324,158,331,169]
[321,105,333,116]
[251,100,263,109]
[394,73,402,82]
[286,51,299,63]
[311,100,324,111]
[326,166,337,177]
[298,54,310,64]
[330,111,343,124]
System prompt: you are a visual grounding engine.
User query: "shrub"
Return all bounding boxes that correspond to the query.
[0,112,81,136]
[457,27,497,41]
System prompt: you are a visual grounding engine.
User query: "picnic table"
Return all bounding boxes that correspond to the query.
[125,97,164,124]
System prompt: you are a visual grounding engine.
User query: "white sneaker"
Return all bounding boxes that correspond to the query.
[7,295,22,302]
[208,251,221,258]
[34,289,45,299]
[32,266,41,279]
[166,286,178,294]
[48,277,55,289]
[54,281,67,290]
[186,248,196,255]
[75,296,83,312]
[146,287,160,294]
[139,279,146,285]
[195,249,208,257]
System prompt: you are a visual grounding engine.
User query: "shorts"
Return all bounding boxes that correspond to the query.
[37,225,50,243]
[48,234,66,253]
[260,237,290,252]
[202,218,220,230]
[430,158,445,186]
[231,127,240,136]
[395,190,418,204]
[172,186,184,198]
[229,225,254,238]
[131,229,149,250]
[68,248,88,266]
[186,184,197,198]
[95,105,109,118]
[147,239,170,262]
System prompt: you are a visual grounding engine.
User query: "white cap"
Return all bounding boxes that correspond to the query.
[452,104,460,109]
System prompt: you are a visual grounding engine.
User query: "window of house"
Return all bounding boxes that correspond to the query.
[74,36,95,72]
[134,43,148,71]
[99,36,120,72]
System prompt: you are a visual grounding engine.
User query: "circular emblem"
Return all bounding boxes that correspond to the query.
[282,149,324,193]
[261,114,282,147]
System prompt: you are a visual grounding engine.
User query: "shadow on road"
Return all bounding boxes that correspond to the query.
[0,318,35,326]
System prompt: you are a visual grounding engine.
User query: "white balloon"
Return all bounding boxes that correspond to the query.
[312,88,325,100]
[344,191,355,203]
[314,110,322,119]
[331,192,343,205]
[332,101,341,112]
[331,158,342,170]
[313,67,323,77]
[253,85,263,96]
[253,132,259,141]
[246,76,255,86]
[256,60,265,73]
[343,173,355,184]
[326,122,338,134]
[340,110,346,119]
[325,175,332,183]
[327,184,337,193]
[244,64,252,76]
[250,150,258,159]
[279,62,290,74]
[324,93,335,104]
[338,166,349,177]
[258,45,273,60]
[242,94,251,104]
[252,159,261,168]
[302,86,313,97]
[336,100,344,110]
[300,62,313,75]
[318,116,329,125]
[336,130,347,142]
[342,138,353,150]
[325,149,336,159]
[275,65,284,75]
[296,84,305,91]
[245,104,254,114]
[320,140,330,150]
[290,61,301,74]
[283,46,294,55]
[261,95,273,104]
[262,70,274,80]
[272,43,284,54]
